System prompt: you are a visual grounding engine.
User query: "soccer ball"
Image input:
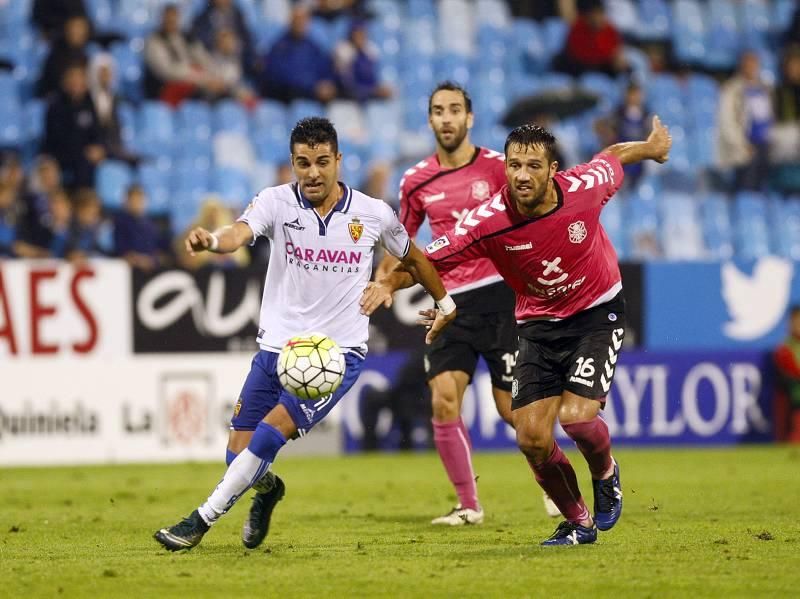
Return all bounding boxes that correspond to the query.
[277,332,346,401]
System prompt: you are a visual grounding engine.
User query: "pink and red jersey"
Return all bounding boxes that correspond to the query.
[399,147,508,296]
[424,153,625,322]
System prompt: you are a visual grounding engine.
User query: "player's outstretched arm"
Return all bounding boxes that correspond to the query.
[601,115,672,165]
[399,242,456,344]
[184,222,253,255]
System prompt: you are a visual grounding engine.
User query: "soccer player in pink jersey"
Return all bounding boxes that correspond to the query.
[364,116,672,545]
[375,82,527,525]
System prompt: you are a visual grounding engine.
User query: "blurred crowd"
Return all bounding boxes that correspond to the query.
[1,0,800,267]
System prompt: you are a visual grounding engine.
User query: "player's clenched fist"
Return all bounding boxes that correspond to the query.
[185,227,217,255]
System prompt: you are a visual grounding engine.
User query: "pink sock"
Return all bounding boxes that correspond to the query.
[561,417,613,480]
[433,418,479,510]
[527,442,589,524]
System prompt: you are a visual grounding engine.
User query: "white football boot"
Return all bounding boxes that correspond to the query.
[431,505,484,526]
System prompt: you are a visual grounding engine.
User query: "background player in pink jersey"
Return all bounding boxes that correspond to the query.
[365,116,672,545]
[374,82,523,525]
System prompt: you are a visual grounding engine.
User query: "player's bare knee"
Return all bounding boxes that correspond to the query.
[516,428,552,461]
[227,430,253,454]
[431,390,460,421]
[558,395,601,425]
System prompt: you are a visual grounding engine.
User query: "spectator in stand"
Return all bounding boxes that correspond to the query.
[37,14,92,99]
[506,0,576,21]
[208,28,258,107]
[113,184,165,271]
[43,63,105,188]
[312,0,368,20]
[718,50,774,191]
[32,0,88,41]
[88,53,140,165]
[260,5,337,104]
[191,0,255,76]
[333,20,393,103]
[175,198,249,270]
[14,188,73,259]
[770,46,800,177]
[554,0,628,77]
[0,182,20,257]
[144,3,227,106]
[595,83,650,186]
[68,188,112,260]
[774,305,800,443]
[23,155,62,235]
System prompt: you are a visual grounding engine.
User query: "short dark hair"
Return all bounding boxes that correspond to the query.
[428,81,472,114]
[290,117,339,155]
[504,124,558,163]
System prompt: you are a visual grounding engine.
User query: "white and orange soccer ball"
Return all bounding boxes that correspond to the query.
[277,332,346,400]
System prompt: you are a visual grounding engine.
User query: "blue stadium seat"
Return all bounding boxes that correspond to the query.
[110,42,143,103]
[435,53,472,87]
[137,163,171,215]
[135,101,174,158]
[401,18,436,57]
[733,191,771,260]
[210,167,251,203]
[84,0,116,34]
[252,100,290,163]
[637,0,671,41]
[671,0,706,65]
[700,192,734,260]
[659,191,704,260]
[599,195,626,258]
[0,72,19,111]
[22,99,45,147]
[541,18,567,65]
[0,0,32,28]
[288,100,325,128]
[475,0,512,30]
[171,162,209,199]
[774,197,800,260]
[96,160,134,210]
[509,18,546,75]
[606,0,639,37]
[773,0,797,33]
[626,193,661,260]
[578,73,621,113]
[407,0,436,20]
[740,0,770,49]
[169,191,204,235]
[213,100,249,135]
[175,100,212,143]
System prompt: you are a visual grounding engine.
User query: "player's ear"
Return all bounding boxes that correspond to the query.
[466,111,474,130]
[549,160,559,177]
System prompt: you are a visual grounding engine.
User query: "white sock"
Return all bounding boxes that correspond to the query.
[198,448,271,525]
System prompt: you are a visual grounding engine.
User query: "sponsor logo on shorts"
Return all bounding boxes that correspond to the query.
[569,375,594,387]
[233,397,243,417]
[426,236,450,254]
[608,313,618,321]
[568,221,587,244]
[424,355,431,373]
[505,242,533,251]
[511,378,519,398]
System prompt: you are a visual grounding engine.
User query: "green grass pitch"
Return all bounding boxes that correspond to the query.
[2,446,799,598]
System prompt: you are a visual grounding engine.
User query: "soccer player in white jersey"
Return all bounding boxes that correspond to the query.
[154,117,455,551]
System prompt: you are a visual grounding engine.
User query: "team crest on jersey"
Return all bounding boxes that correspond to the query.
[233,397,243,417]
[568,221,588,244]
[348,217,364,243]
[471,180,491,201]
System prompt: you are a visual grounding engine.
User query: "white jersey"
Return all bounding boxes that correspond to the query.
[238,182,410,355]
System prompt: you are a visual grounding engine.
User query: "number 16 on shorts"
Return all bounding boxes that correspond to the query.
[568,327,624,394]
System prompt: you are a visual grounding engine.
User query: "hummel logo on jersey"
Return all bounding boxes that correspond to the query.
[563,161,613,192]
[505,242,532,251]
[283,218,305,231]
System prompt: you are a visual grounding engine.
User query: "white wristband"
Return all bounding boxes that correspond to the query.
[208,233,219,252]
[435,294,456,316]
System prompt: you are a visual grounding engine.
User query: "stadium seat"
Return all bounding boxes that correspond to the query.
[637,0,671,41]
[96,160,134,210]
[435,53,473,88]
[137,162,171,215]
[541,18,567,65]
[135,101,175,158]
[84,0,116,34]
[407,0,436,20]
[110,42,144,103]
[22,99,45,147]
[176,100,212,143]
[288,100,325,128]
[510,19,547,75]
[606,0,639,37]
[626,193,661,260]
[659,191,704,260]
[773,0,797,33]
[700,192,734,260]
[671,0,707,65]
[733,192,771,260]
[475,0,511,30]
[210,166,252,203]
[213,100,249,135]
[600,194,627,258]
[774,197,800,260]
